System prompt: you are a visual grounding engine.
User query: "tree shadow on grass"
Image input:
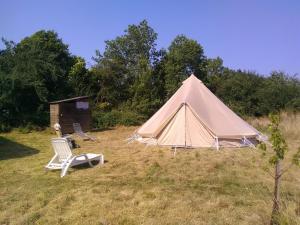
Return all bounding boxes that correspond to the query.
[0,136,39,160]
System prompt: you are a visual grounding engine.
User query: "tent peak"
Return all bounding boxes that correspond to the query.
[182,74,202,84]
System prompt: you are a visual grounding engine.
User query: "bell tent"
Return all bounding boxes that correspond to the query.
[133,74,261,149]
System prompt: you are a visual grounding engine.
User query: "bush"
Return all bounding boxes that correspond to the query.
[18,123,44,134]
[287,98,300,112]
[0,123,11,133]
[92,109,142,129]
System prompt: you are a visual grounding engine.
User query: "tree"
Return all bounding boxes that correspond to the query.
[259,114,300,224]
[206,57,224,77]
[211,70,265,116]
[204,67,300,117]
[0,30,75,126]
[68,57,92,96]
[131,53,166,117]
[164,35,206,97]
[0,38,16,74]
[0,39,17,131]
[92,20,163,115]
[90,61,127,106]
[257,72,300,115]
[12,30,73,101]
[1,23,300,131]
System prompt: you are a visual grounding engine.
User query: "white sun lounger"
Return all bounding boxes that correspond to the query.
[73,123,97,141]
[45,138,104,177]
[53,123,74,148]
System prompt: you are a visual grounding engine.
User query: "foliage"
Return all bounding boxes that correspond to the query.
[292,147,300,166]
[209,69,265,116]
[206,57,224,78]
[0,31,75,128]
[208,69,300,117]
[259,114,300,224]
[91,20,165,119]
[68,56,92,96]
[259,113,300,166]
[163,35,206,97]
[92,109,142,129]
[18,122,43,134]
[92,20,160,104]
[0,123,11,132]
[259,114,288,164]
[0,20,300,131]
[257,72,300,115]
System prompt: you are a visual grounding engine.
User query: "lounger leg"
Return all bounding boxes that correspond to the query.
[94,155,104,166]
[88,160,94,167]
[87,155,104,167]
[45,154,58,170]
[61,159,73,177]
[61,164,70,177]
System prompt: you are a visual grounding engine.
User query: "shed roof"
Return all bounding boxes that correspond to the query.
[49,96,89,104]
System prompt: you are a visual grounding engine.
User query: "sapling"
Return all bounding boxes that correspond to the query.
[259,114,300,225]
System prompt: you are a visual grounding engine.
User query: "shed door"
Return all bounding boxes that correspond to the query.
[60,103,76,134]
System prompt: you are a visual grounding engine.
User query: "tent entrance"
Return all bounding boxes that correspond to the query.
[157,104,215,148]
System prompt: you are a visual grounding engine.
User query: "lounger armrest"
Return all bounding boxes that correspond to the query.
[74,154,89,160]
[62,134,72,139]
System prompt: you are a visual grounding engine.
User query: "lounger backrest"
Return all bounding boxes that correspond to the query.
[73,123,83,134]
[51,138,72,162]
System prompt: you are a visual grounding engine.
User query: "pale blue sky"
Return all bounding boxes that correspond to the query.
[1,0,299,75]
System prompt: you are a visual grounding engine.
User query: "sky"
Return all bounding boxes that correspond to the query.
[1,0,299,76]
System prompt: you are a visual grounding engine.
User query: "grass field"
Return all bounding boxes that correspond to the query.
[0,113,299,225]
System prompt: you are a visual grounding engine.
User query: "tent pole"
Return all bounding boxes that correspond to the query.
[184,103,187,149]
[243,136,256,149]
[216,137,219,151]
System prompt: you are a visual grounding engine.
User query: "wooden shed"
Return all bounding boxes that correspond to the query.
[49,96,91,135]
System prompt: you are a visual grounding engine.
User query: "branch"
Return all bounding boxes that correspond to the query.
[265,169,275,179]
[278,163,294,178]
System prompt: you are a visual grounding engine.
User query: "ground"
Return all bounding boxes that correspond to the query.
[0,113,299,225]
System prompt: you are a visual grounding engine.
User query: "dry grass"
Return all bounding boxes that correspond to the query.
[0,113,300,225]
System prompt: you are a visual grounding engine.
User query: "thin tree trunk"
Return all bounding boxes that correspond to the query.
[271,160,281,225]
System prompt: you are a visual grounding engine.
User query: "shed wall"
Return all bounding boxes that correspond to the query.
[50,104,59,128]
[50,99,91,134]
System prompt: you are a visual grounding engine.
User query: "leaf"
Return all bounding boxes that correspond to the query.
[292,147,300,166]
[258,142,267,153]
[269,155,279,165]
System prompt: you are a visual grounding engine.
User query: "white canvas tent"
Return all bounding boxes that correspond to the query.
[132,74,262,149]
